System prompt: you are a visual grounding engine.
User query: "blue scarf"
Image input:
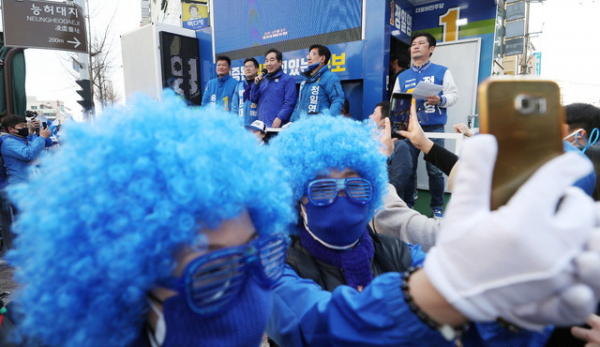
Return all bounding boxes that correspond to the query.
[299,228,375,290]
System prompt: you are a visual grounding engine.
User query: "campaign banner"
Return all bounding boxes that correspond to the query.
[213,0,362,55]
[391,0,414,43]
[227,41,365,83]
[181,1,209,31]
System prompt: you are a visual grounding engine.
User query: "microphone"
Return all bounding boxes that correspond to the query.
[256,68,268,85]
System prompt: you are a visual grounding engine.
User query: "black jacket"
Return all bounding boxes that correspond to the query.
[286,228,412,292]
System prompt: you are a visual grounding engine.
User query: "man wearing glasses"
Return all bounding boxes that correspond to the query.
[250,49,297,128]
[265,115,598,347]
[232,57,260,127]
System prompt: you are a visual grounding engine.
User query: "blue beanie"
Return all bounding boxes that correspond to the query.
[269,115,388,220]
[7,91,295,347]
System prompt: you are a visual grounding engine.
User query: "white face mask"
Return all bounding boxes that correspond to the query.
[147,300,166,347]
[564,128,586,146]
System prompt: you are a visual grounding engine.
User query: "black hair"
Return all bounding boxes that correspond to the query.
[3,115,26,130]
[376,101,390,119]
[565,103,600,136]
[342,98,350,115]
[411,32,436,57]
[265,48,283,62]
[411,32,436,47]
[216,55,231,67]
[243,57,259,68]
[309,44,331,64]
[391,51,411,70]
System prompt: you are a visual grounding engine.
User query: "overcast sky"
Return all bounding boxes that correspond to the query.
[528,0,600,105]
[15,0,600,120]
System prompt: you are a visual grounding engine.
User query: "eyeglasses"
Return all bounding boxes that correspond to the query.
[306,178,373,206]
[161,233,288,317]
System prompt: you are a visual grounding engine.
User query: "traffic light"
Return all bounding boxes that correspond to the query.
[76,79,94,113]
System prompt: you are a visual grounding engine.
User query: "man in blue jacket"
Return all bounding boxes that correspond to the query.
[393,32,459,218]
[250,49,297,128]
[264,115,600,347]
[201,55,238,112]
[290,44,345,122]
[1,115,51,185]
[232,57,259,127]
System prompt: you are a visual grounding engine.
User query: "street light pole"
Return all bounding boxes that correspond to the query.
[520,0,530,75]
[73,0,95,119]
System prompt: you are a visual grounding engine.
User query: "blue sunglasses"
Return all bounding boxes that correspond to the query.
[161,233,288,317]
[306,178,373,206]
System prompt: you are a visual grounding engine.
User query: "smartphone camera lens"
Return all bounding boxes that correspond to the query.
[515,95,547,115]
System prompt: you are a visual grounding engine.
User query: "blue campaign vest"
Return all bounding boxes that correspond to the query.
[398,62,449,126]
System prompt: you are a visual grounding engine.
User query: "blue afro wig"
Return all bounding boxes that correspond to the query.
[7,91,295,347]
[269,115,388,219]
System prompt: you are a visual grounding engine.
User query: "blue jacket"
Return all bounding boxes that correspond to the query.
[232,78,258,127]
[201,74,238,112]
[250,68,297,126]
[267,244,552,347]
[564,140,597,195]
[290,65,345,122]
[1,134,46,184]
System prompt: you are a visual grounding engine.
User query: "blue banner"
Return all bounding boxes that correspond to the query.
[226,41,365,83]
[391,0,414,43]
[412,0,495,31]
[213,0,362,54]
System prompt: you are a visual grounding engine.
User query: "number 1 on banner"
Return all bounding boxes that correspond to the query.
[439,7,461,42]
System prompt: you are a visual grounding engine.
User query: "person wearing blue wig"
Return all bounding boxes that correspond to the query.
[2,91,295,347]
[264,115,600,346]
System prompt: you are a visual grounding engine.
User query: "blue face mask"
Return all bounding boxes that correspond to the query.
[150,233,287,346]
[156,276,271,347]
[303,196,371,250]
[307,62,321,72]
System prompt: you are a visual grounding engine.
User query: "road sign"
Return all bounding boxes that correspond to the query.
[504,37,524,57]
[2,0,88,53]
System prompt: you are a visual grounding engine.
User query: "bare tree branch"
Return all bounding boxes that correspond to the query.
[63,4,121,111]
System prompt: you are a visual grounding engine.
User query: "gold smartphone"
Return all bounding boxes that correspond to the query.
[478,78,564,210]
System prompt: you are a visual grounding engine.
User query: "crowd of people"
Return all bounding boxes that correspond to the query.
[1,31,600,347]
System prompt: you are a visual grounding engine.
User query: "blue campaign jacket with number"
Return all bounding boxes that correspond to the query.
[201,74,238,112]
[396,61,459,126]
[249,69,297,126]
[232,78,258,127]
[290,65,345,122]
[267,240,552,347]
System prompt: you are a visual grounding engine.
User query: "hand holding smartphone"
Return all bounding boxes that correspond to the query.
[389,92,412,139]
[479,78,564,210]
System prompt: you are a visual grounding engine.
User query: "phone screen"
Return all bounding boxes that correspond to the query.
[389,93,412,138]
[42,122,47,129]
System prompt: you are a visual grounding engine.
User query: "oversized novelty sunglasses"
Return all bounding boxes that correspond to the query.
[306,177,373,206]
[161,233,288,316]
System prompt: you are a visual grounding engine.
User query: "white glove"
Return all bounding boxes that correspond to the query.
[424,134,600,330]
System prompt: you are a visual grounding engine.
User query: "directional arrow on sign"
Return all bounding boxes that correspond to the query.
[68,37,81,49]
[2,0,88,53]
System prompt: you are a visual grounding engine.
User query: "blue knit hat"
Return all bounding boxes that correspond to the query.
[269,115,388,220]
[7,90,295,347]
